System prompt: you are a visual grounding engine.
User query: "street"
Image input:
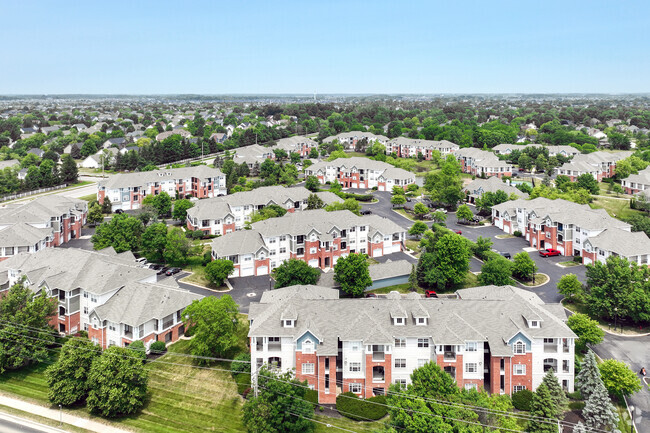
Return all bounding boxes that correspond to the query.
[0,412,64,433]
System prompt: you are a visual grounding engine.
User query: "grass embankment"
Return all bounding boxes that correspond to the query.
[558,261,581,267]
[79,193,97,202]
[180,244,228,290]
[562,300,650,335]
[590,196,641,219]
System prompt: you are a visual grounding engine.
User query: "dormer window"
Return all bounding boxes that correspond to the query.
[393,317,405,326]
[416,317,427,326]
[283,320,294,328]
[530,320,539,328]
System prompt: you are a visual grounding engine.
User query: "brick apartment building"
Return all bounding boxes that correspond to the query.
[555,151,632,181]
[386,137,459,160]
[323,132,389,150]
[454,148,513,178]
[304,157,416,191]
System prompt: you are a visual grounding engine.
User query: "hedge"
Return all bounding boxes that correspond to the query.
[337,192,374,202]
[336,392,387,421]
[230,352,251,377]
[304,389,319,407]
[512,389,533,411]
[235,373,251,395]
[149,340,167,353]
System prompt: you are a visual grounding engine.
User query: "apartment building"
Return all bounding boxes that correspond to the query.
[463,176,528,204]
[387,137,459,159]
[0,247,200,347]
[97,165,227,211]
[492,144,579,158]
[0,196,88,260]
[491,197,650,265]
[555,151,632,181]
[210,209,406,277]
[248,285,575,404]
[232,144,275,169]
[455,148,513,178]
[323,132,389,150]
[186,186,340,235]
[304,157,415,191]
[621,166,650,194]
[274,136,318,157]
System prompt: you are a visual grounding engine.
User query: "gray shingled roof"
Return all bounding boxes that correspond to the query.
[98,165,224,190]
[319,259,412,288]
[464,176,529,198]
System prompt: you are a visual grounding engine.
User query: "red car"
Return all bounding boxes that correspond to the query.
[454,229,462,235]
[539,248,561,257]
[425,290,438,298]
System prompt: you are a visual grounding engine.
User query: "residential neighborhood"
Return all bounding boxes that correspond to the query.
[305,157,416,190]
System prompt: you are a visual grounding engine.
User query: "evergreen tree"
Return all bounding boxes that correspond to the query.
[60,154,79,183]
[573,422,586,433]
[583,380,619,430]
[527,383,559,433]
[408,264,418,291]
[541,369,567,416]
[576,351,601,400]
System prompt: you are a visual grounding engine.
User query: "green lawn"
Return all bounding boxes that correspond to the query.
[558,261,581,267]
[79,193,97,202]
[393,208,416,221]
[516,273,550,287]
[405,239,421,254]
[589,196,641,219]
[370,283,422,295]
[180,245,226,290]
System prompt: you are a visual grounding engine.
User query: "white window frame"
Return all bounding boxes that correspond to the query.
[513,364,526,375]
[395,358,406,368]
[302,363,315,375]
[394,338,406,348]
[349,383,362,393]
[349,362,361,372]
[465,363,478,373]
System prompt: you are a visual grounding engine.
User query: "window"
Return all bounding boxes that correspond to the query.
[360,226,366,232]
[302,339,313,354]
[394,379,407,388]
[279,247,286,254]
[513,385,527,393]
[563,360,570,373]
[351,341,360,351]
[465,342,477,352]
[543,338,555,344]
[109,323,116,331]
[417,338,429,348]
[280,235,286,242]
[416,317,427,325]
[530,321,539,328]
[465,363,477,373]
[513,341,526,354]
[513,364,526,375]
[297,247,304,256]
[283,320,294,328]
[83,307,88,314]
[417,359,428,368]
[349,383,362,393]
[83,292,88,298]
[270,250,276,256]
[465,383,477,391]
[395,358,406,368]
[394,317,405,325]
[302,363,315,375]
[269,237,276,244]
[349,362,361,372]
[90,295,98,303]
[394,338,406,348]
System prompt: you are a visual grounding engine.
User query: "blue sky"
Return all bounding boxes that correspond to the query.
[0,0,648,94]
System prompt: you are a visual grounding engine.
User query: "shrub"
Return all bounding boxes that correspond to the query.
[513,230,522,237]
[149,340,167,353]
[568,401,586,411]
[127,340,147,360]
[573,255,583,263]
[191,230,205,240]
[305,389,319,407]
[235,373,251,395]
[336,392,388,421]
[567,390,582,400]
[230,352,251,377]
[512,389,533,411]
[339,192,374,202]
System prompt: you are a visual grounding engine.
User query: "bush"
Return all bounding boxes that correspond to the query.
[127,340,147,360]
[573,255,583,263]
[338,192,374,202]
[149,340,167,353]
[567,390,582,400]
[230,352,251,377]
[305,389,319,407]
[513,230,522,237]
[336,392,388,421]
[512,389,533,411]
[235,373,251,395]
[568,401,586,411]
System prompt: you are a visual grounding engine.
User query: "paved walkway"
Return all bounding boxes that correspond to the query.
[0,394,132,433]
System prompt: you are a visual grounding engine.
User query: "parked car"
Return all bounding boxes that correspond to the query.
[157,266,169,275]
[539,248,561,257]
[365,293,378,298]
[500,252,512,259]
[454,229,462,235]
[149,264,163,270]
[435,208,448,214]
[166,267,182,276]
[425,290,438,298]
[134,257,147,264]
[115,209,124,214]
[360,210,372,215]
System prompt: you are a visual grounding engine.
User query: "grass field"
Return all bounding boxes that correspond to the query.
[590,196,641,219]
[79,193,97,202]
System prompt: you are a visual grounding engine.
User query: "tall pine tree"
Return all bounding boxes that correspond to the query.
[576,351,601,400]
[528,383,558,433]
[542,368,567,416]
[583,380,619,430]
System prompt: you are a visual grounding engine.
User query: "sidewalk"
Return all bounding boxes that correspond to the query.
[0,394,132,433]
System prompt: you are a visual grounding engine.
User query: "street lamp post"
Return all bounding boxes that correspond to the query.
[59,404,62,427]
[269,275,272,291]
[629,405,635,433]
[614,307,619,333]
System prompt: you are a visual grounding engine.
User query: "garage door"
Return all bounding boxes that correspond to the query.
[392,243,401,253]
[557,246,564,255]
[583,257,592,265]
[231,268,240,278]
[504,225,510,234]
[240,266,254,277]
[373,248,382,257]
[308,259,319,268]
[256,266,269,275]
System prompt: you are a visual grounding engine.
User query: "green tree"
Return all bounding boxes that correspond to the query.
[163,227,192,265]
[86,346,148,418]
[598,359,642,399]
[392,185,405,196]
[334,253,372,297]
[0,283,56,373]
[527,383,558,433]
[306,193,325,210]
[391,194,406,207]
[557,274,584,302]
[59,154,79,183]
[45,338,101,406]
[576,351,601,399]
[242,366,315,433]
[478,257,513,285]
[172,199,194,221]
[101,196,112,214]
[583,380,619,430]
[424,155,463,208]
[183,295,240,361]
[472,236,493,260]
[273,258,320,288]
[413,202,429,219]
[567,314,604,352]
[87,202,104,226]
[409,361,459,398]
[456,204,474,221]
[541,369,567,416]
[576,173,599,194]
[408,264,418,291]
[141,222,168,263]
[127,340,147,361]
[419,233,470,290]
[408,221,428,239]
[152,191,172,217]
[431,210,447,225]
[205,259,234,286]
[512,252,537,281]
[325,198,361,215]
[305,175,319,192]
[91,213,144,253]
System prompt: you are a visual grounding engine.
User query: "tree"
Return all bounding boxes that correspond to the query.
[163,227,192,265]
[424,155,464,208]
[91,213,144,253]
[598,359,642,399]
[141,222,168,263]
[456,204,474,222]
[172,198,194,221]
[576,173,599,194]
[512,252,537,281]
[408,221,428,239]
[392,185,405,196]
[413,202,429,219]
[478,257,513,285]
[420,233,470,290]
[472,236,493,260]
[183,295,240,361]
[306,193,325,210]
[87,202,104,226]
[325,199,361,215]
[334,253,372,297]
[273,259,321,288]
[541,369,567,416]
[309,148,319,159]
[611,183,624,196]
[86,346,148,418]
[242,366,314,433]
[127,340,147,360]
[557,274,584,302]
[527,383,558,433]
[205,259,234,286]
[576,351,601,400]
[305,175,319,192]
[46,338,101,406]
[152,191,172,217]
[567,314,604,352]
[408,264,418,291]
[583,380,620,430]
[391,194,406,207]
[0,283,56,373]
[59,154,78,183]
[101,196,112,214]
[409,361,459,398]
[431,210,447,225]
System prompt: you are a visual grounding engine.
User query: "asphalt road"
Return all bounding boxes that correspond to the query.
[0,415,56,433]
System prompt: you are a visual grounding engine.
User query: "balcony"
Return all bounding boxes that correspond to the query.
[372,351,385,362]
[124,330,133,339]
[544,343,558,353]
[268,340,282,351]
[372,366,385,383]
[443,345,456,362]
